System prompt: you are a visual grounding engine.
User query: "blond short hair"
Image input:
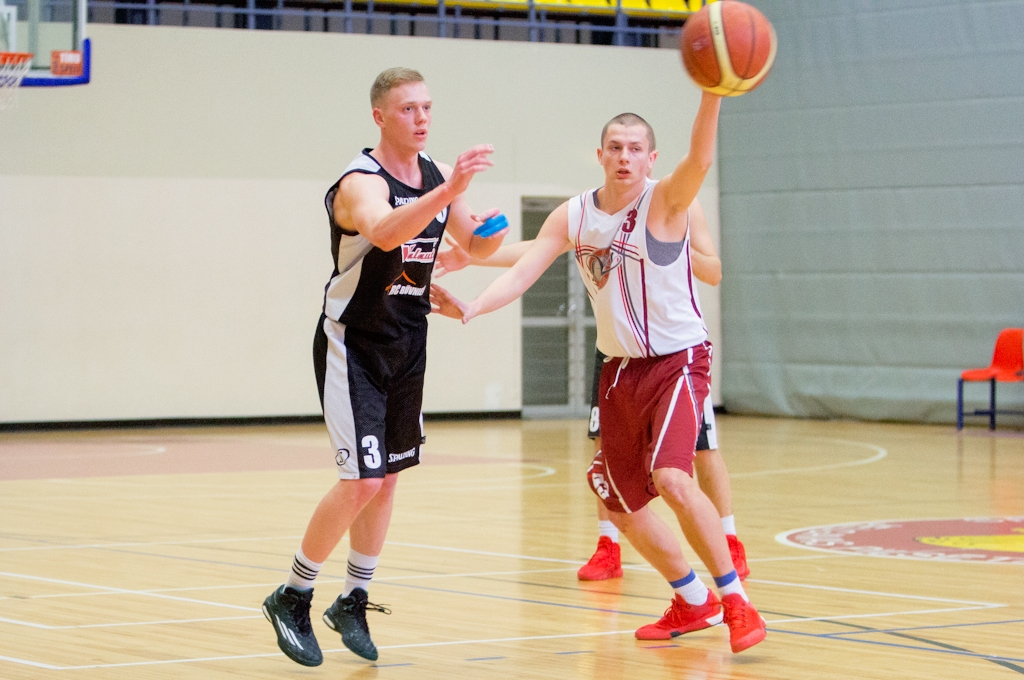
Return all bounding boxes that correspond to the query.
[370,67,426,108]
[600,113,657,151]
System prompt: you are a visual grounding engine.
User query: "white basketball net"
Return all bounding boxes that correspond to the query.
[0,52,33,110]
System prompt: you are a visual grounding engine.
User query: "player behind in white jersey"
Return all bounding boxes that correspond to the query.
[433,198,750,583]
[430,93,766,653]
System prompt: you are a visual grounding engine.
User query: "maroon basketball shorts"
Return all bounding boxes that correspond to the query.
[587,342,711,514]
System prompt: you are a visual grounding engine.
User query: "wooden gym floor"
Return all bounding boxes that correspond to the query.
[1,415,1022,679]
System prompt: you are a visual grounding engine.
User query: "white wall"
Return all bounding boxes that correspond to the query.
[0,23,719,422]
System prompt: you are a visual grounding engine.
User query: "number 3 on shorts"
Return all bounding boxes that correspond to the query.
[361,435,382,469]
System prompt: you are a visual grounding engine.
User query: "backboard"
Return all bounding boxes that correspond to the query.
[1,0,90,86]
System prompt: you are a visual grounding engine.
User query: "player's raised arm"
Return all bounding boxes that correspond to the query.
[688,198,722,286]
[651,92,722,237]
[336,144,495,253]
[432,202,572,323]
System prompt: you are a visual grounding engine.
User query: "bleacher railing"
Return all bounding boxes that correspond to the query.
[6,0,703,47]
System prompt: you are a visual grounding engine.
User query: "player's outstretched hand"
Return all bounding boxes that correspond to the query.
[447,144,494,196]
[430,284,470,321]
[434,236,471,278]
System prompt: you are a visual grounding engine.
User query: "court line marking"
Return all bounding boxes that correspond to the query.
[827,618,1024,636]
[0,444,166,460]
[0,535,305,553]
[745,578,1003,607]
[772,628,1024,665]
[730,438,887,478]
[748,554,852,563]
[3,569,582,600]
[0,562,1008,668]
[4,606,1017,670]
[2,565,1001,634]
[1,542,1001,610]
[0,631,641,670]
[766,605,1003,625]
[385,541,582,564]
[0,572,260,612]
[0,614,262,630]
[0,654,62,670]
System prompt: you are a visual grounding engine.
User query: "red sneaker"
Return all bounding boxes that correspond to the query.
[721,593,766,653]
[727,535,750,581]
[577,536,622,581]
[635,590,723,640]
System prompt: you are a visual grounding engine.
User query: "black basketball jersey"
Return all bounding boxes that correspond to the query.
[322,149,449,341]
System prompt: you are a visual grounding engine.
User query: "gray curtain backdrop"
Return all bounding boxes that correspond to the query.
[719,1,1024,423]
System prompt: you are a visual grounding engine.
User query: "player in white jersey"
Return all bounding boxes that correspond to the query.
[433,198,751,583]
[431,94,766,653]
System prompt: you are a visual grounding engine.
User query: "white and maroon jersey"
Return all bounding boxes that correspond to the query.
[569,179,707,358]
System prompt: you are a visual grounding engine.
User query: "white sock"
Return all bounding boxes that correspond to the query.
[285,547,322,592]
[598,520,619,543]
[670,570,710,605]
[714,570,748,602]
[721,515,737,536]
[342,549,379,597]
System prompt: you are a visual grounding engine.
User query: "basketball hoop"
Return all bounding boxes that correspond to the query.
[0,52,33,109]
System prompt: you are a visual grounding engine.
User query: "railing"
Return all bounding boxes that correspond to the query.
[7,0,697,47]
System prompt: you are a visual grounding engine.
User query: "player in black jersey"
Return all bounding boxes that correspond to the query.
[263,67,506,667]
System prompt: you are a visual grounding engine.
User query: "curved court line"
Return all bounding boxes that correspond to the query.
[404,463,558,486]
[730,438,887,478]
[384,541,581,564]
[512,438,888,488]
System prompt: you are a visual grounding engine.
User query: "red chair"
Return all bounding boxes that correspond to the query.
[957,328,1024,430]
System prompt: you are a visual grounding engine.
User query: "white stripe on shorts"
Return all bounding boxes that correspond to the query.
[321,316,361,479]
[650,375,685,474]
[600,454,633,514]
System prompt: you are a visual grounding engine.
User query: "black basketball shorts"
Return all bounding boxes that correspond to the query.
[313,314,425,479]
[588,346,717,451]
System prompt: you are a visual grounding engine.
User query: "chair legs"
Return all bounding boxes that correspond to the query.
[957,379,964,430]
[989,378,997,430]
[959,378,1000,430]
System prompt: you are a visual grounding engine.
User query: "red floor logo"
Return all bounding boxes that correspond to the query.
[777,517,1024,564]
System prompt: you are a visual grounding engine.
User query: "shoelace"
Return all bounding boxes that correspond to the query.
[281,590,314,635]
[659,599,687,627]
[724,600,749,628]
[341,597,392,634]
[340,598,391,616]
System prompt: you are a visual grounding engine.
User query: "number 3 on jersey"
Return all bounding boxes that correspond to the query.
[361,435,382,469]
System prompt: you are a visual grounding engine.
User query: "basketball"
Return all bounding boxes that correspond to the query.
[680,0,776,97]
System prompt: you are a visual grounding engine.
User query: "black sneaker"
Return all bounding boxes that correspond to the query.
[262,585,323,666]
[322,588,391,661]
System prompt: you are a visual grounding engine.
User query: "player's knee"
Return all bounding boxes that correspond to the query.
[652,468,699,506]
[338,476,386,505]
